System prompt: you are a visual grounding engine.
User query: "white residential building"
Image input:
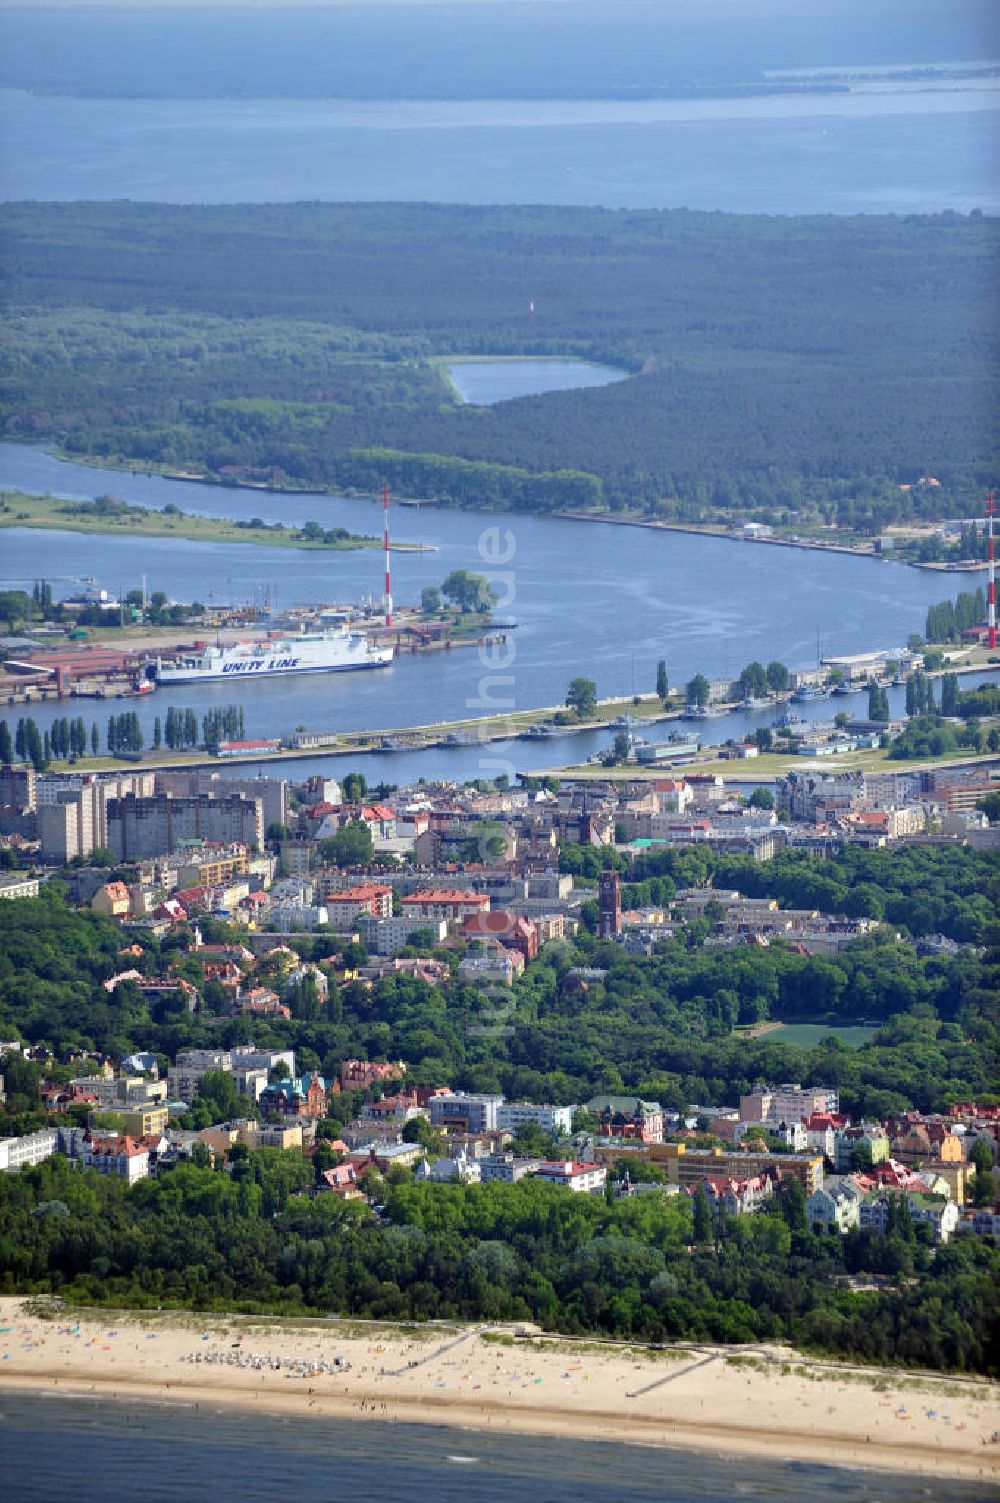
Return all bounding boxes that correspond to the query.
[805,1124,837,1160]
[415,1152,482,1184]
[269,902,329,933]
[83,1135,151,1183]
[495,1102,575,1135]
[358,915,448,955]
[0,1129,58,1172]
[534,1160,607,1193]
[479,1153,543,1183]
[230,1046,296,1077]
[770,1120,809,1152]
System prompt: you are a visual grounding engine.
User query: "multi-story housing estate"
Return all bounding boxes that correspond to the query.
[122,1104,170,1138]
[155,769,289,833]
[167,1049,234,1102]
[653,1143,825,1196]
[106,792,263,861]
[166,1045,291,1104]
[69,1074,167,1110]
[37,771,156,861]
[0,762,36,812]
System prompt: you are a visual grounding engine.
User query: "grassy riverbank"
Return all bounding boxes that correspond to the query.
[546,745,998,783]
[0,491,380,551]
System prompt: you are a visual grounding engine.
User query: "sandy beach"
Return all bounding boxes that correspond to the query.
[0,1299,997,1482]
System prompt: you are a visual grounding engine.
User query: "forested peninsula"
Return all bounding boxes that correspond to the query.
[2,203,996,527]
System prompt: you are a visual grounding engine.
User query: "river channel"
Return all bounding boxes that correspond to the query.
[1,442,994,784]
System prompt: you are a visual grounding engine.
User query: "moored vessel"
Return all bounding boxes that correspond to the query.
[154,626,393,684]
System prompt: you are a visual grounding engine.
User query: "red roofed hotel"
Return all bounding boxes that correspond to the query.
[402,889,490,922]
[326,884,394,925]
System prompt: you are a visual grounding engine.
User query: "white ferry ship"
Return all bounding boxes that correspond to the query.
[154,626,393,684]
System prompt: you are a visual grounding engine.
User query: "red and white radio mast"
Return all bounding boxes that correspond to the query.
[382,483,393,629]
[987,489,996,650]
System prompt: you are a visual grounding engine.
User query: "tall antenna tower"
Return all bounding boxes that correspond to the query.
[382,483,393,628]
[988,490,996,650]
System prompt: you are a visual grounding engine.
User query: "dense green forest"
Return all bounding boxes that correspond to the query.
[1,1154,998,1373]
[2,203,996,523]
[568,841,999,947]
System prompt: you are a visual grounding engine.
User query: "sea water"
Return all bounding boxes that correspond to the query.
[0,1393,996,1503]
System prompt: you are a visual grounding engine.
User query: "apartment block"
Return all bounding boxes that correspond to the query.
[0,764,36,812]
[357,914,448,955]
[325,883,394,926]
[652,1142,825,1196]
[155,769,289,831]
[495,1101,575,1135]
[107,792,263,860]
[0,1129,58,1172]
[122,1104,170,1137]
[428,1092,502,1134]
[739,1082,840,1125]
[167,1049,233,1102]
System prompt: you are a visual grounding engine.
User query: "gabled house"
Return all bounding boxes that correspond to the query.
[259,1072,328,1119]
[806,1176,863,1233]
